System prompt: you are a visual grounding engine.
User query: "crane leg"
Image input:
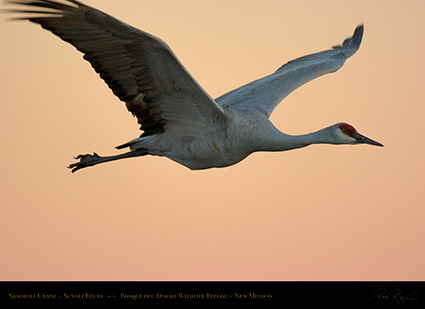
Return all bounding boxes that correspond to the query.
[68,149,148,173]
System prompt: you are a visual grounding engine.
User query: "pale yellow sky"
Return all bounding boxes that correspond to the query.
[1,0,424,280]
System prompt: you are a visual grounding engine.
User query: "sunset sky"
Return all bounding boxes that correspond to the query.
[1,0,424,280]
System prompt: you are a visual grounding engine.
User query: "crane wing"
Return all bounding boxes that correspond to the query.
[9,0,226,137]
[216,25,364,117]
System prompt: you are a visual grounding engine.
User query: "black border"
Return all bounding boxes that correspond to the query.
[2,281,424,306]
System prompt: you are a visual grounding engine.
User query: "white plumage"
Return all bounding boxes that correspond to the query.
[8,0,383,172]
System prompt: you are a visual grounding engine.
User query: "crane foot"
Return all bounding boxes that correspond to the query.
[68,152,102,173]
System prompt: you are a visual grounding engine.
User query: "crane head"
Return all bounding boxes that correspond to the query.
[336,123,383,147]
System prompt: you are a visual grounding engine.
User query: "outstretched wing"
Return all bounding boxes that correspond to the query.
[8,0,226,137]
[216,25,364,117]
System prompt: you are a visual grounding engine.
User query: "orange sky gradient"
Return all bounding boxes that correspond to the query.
[1,0,424,280]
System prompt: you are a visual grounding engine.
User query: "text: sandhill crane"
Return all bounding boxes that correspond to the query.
[8,0,383,172]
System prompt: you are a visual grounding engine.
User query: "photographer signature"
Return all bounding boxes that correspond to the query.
[369,288,419,304]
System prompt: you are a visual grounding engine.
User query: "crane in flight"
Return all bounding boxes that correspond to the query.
[7,0,383,172]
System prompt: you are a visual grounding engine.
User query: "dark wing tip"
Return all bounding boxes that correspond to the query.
[3,0,85,17]
[342,24,364,47]
[339,24,364,58]
[352,24,364,45]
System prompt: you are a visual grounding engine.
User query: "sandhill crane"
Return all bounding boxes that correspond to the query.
[7,0,383,172]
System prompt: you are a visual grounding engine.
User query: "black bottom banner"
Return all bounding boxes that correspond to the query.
[2,281,424,306]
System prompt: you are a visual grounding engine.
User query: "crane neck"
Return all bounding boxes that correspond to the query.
[260,126,335,152]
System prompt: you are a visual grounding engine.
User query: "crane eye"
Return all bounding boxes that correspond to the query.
[339,124,356,136]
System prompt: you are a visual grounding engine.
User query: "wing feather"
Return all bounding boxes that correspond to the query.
[8,0,226,136]
[216,25,364,117]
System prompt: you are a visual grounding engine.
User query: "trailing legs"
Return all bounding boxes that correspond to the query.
[68,149,148,173]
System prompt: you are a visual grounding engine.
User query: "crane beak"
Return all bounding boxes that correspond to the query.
[353,132,384,147]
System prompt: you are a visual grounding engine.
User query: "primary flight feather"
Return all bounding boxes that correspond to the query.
[7,0,383,172]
